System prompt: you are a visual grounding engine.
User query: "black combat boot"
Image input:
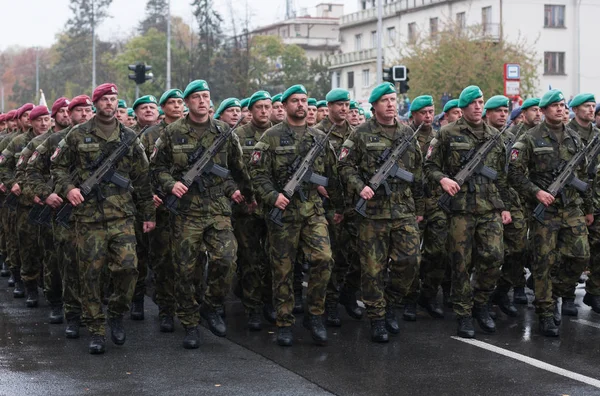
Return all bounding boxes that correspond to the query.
[0,261,9,277]
[108,317,126,345]
[325,299,341,327]
[457,316,475,338]
[13,280,25,298]
[130,299,144,321]
[292,290,304,314]
[513,287,528,305]
[492,290,518,317]
[561,298,578,316]
[553,301,562,326]
[183,326,200,349]
[539,316,559,337]
[49,305,64,324]
[402,301,417,322]
[262,303,276,324]
[160,316,175,333]
[303,314,327,345]
[65,317,81,339]
[417,294,444,318]
[583,292,600,314]
[370,319,389,343]
[385,307,400,334]
[339,289,363,320]
[473,304,496,333]
[276,326,293,346]
[247,312,262,331]
[88,334,106,355]
[200,306,226,337]
[26,284,39,308]
[7,273,15,287]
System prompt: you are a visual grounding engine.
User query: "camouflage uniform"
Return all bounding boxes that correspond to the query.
[508,121,591,317]
[249,120,342,327]
[232,120,272,315]
[51,117,155,336]
[150,115,252,329]
[338,118,424,319]
[425,118,509,317]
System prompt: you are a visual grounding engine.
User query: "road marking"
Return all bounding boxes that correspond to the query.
[451,337,600,389]
[572,319,600,329]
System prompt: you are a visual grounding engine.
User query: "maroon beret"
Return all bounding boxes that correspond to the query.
[92,83,118,103]
[68,95,93,111]
[5,110,17,121]
[0,114,5,123]
[17,103,34,119]
[51,97,70,117]
[29,105,50,121]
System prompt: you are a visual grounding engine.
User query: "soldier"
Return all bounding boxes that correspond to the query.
[214,98,242,128]
[269,94,285,125]
[51,83,156,354]
[348,101,360,127]
[358,108,366,125]
[52,98,72,132]
[566,93,600,315]
[338,82,424,343]
[151,79,252,349]
[595,103,600,127]
[0,113,10,279]
[133,95,159,132]
[509,89,592,337]
[513,98,541,138]
[26,95,94,339]
[231,90,276,330]
[249,84,342,347]
[425,86,511,339]
[307,98,318,127]
[240,98,251,126]
[126,108,136,127]
[316,88,363,328]
[116,100,128,124]
[509,107,523,132]
[0,114,6,132]
[442,99,462,125]
[484,95,528,315]
[316,100,328,123]
[208,100,215,118]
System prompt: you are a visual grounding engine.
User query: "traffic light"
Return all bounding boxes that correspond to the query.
[128,63,153,85]
[399,67,410,94]
[383,67,394,83]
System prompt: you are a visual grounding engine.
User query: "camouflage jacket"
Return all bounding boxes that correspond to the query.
[142,120,167,159]
[338,117,424,219]
[315,117,353,155]
[51,117,155,223]
[512,122,535,140]
[508,120,593,215]
[0,129,37,189]
[150,115,252,217]
[16,131,52,203]
[569,119,600,213]
[425,117,510,214]
[248,120,343,220]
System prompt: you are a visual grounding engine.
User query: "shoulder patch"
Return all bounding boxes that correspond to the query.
[512,141,525,151]
[50,139,66,162]
[0,154,6,165]
[28,151,40,164]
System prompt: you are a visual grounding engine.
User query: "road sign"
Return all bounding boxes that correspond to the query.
[505,80,520,96]
[505,64,520,80]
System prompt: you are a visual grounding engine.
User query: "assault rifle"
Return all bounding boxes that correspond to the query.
[354,123,423,218]
[163,116,245,215]
[55,126,148,228]
[269,124,335,227]
[438,125,508,214]
[532,134,599,224]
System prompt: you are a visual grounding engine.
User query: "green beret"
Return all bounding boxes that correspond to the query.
[118,99,127,109]
[484,95,510,110]
[158,108,164,116]
[570,93,596,108]
[272,94,282,104]
[350,101,359,110]
[325,88,350,103]
[458,85,483,108]
[127,108,134,117]
[214,97,241,120]
[183,79,210,98]
[365,111,372,120]
[443,99,459,113]
[521,98,540,110]
[248,91,272,109]
[133,95,158,110]
[368,82,396,104]
[307,98,317,107]
[407,111,412,118]
[240,98,250,109]
[358,108,365,116]
[316,100,328,108]
[411,95,434,112]
[539,89,565,108]
[281,84,308,103]
[159,89,184,106]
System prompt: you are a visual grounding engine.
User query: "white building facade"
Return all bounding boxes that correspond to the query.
[330,0,598,104]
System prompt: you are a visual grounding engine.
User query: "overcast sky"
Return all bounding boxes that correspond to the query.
[0,0,356,50]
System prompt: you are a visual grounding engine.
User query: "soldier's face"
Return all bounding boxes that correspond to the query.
[445,108,462,123]
[487,107,508,129]
[284,94,307,121]
[7,120,16,130]
[95,95,118,118]
[462,98,484,124]
[358,115,366,124]
[220,107,241,128]
[186,91,211,119]
[372,93,397,123]
[241,107,250,125]
[542,101,566,125]
[306,105,317,125]
[271,102,285,122]
[116,108,128,122]
[328,101,349,124]
[20,111,32,128]
[31,115,51,135]
[250,100,272,126]
[317,107,328,122]
[127,116,136,126]
[348,109,360,126]
[54,107,71,128]
[135,103,159,126]
[523,106,542,125]
[413,106,435,126]
[163,98,184,122]
[514,113,524,124]
[0,121,5,130]
[70,106,93,125]
[574,102,595,124]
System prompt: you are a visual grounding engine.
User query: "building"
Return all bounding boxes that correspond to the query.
[250,3,344,60]
[330,0,597,103]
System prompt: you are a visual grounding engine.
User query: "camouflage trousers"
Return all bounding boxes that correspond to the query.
[232,213,272,314]
[584,215,600,296]
[6,209,20,281]
[17,206,44,288]
[326,212,361,303]
[133,216,149,303]
[448,212,503,317]
[531,209,589,316]
[357,216,421,319]
[56,220,81,321]
[1,205,11,270]
[497,210,527,292]
[0,198,5,259]
[75,217,138,336]
[41,222,61,306]
[172,215,237,328]
[267,213,333,327]
[151,209,176,318]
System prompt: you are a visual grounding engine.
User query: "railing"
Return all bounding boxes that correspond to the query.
[341,0,450,26]
[479,23,501,41]
[281,36,341,48]
[330,48,378,67]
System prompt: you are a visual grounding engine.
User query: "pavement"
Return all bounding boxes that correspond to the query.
[1,280,600,396]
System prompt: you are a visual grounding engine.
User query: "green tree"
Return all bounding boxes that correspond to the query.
[191,0,224,82]
[139,0,169,34]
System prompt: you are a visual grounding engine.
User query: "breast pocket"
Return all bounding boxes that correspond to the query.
[365,142,388,170]
[172,144,197,169]
[273,146,297,185]
[77,143,102,167]
[532,146,556,172]
[449,142,472,169]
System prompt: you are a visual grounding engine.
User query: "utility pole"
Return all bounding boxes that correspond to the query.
[1,84,4,113]
[376,0,383,84]
[166,0,171,90]
[92,0,96,89]
[35,48,40,99]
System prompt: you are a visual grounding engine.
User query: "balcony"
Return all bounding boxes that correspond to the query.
[329,48,378,68]
[281,36,341,50]
[340,0,450,27]
[478,23,501,41]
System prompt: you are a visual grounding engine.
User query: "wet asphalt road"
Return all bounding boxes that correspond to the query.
[1,279,600,396]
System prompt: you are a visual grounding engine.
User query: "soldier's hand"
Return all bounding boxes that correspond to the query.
[153,194,163,208]
[416,215,424,223]
[231,190,244,204]
[67,188,85,206]
[333,213,344,224]
[501,211,512,225]
[586,214,594,226]
[172,182,188,198]
[275,193,290,210]
[317,186,329,198]
[360,186,375,200]
[246,200,258,213]
[535,190,554,207]
[440,178,460,196]
[10,183,21,196]
[44,193,63,209]
[143,221,156,233]
[0,183,6,193]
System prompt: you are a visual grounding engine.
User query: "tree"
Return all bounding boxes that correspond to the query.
[66,0,113,35]
[139,0,169,34]
[191,0,224,82]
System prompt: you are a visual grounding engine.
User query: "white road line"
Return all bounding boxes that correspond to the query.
[572,319,600,329]
[451,337,600,389]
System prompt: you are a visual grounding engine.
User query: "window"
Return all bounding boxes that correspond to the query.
[544,52,565,75]
[371,30,378,48]
[482,6,492,29]
[544,5,565,28]
[456,12,466,30]
[294,24,301,36]
[408,22,417,44]
[362,69,370,88]
[332,71,340,88]
[430,17,439,38]
[347,71,355,89]
[355,34,362,50]
[387,26,396,45]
